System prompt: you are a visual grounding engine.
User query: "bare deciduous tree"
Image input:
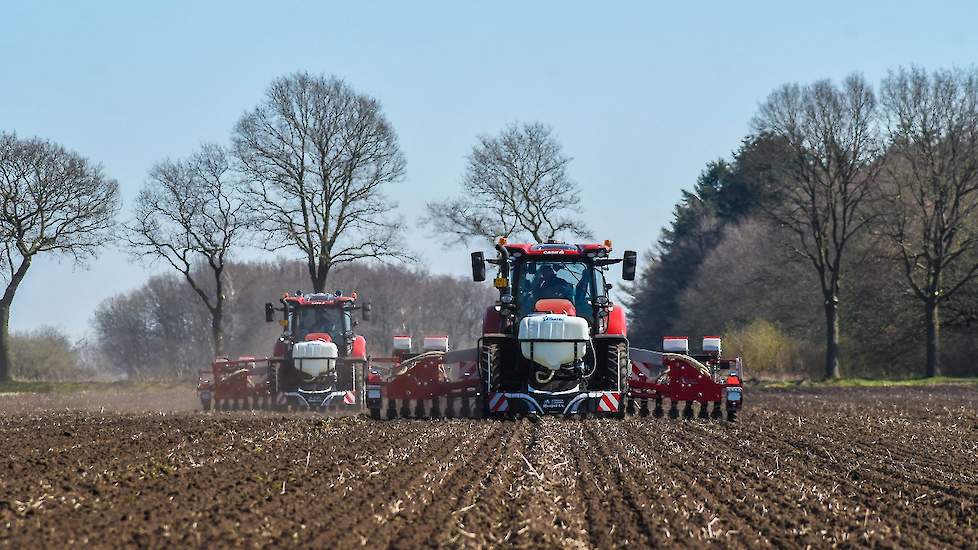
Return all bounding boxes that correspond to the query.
[127,144,248,357]
[426,122,591,245]
[233,72,407,293]
[879,67,978,377]
[752,75,881,379]
[0,132,119,381]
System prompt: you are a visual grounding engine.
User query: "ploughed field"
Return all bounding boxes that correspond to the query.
[1,386,976,548]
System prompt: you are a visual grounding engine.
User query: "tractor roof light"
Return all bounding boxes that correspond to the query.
[495,236,508,246]
[603,239,613,249]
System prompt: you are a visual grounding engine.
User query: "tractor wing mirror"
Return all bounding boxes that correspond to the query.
[622,250,637,281]
[264,302,275,323]
[363,302,372,321]
[471,251,486,282]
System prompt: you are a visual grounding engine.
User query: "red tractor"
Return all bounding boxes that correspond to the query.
[368,238,744,421]
[264,291,371,410]
[469,239,636,417]
[196,290,372,411]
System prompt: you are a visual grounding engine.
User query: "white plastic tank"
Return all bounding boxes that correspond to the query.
[518,314,589,370]
[702,336,722,354]
[422,336,449,352]
[392,335,412,351]
[663,336,689,353]
[293,340,338,379]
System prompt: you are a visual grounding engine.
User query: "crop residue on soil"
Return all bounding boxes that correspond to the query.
[1,386,976,548]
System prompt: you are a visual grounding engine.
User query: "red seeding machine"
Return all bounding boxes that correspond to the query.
[197,239,744,421]
[629,336,743,421]
[365,335,481,419]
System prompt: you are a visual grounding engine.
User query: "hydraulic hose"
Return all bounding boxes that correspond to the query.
[659,352,713,378]
[391,351,446,377]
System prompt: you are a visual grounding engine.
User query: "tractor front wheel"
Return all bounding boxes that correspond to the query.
[347,361,366,413]
[479,342,501,419]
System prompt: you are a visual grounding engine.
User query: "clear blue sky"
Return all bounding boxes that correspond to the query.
[3,1,977,336]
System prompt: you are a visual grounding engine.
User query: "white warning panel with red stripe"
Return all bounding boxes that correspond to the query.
[596,391,621,412]
[631,361,656,379]
[343,391,356,405]
[488,392,509,412]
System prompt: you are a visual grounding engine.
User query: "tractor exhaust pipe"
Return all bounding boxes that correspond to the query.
[494,242,510,279]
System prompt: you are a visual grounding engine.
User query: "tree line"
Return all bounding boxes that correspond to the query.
[627,67,978,379]
[90,261,492,380]
[4,67,976,381]
[0,71,582,381]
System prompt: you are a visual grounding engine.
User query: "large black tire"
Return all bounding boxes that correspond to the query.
[352,361,366,413]
[609,342,629,419]
[480,342,501,419]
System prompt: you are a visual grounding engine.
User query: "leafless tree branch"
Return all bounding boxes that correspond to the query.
[125,144,249,356]
[752,74,882,378]
[878,66,978,376]
[425,122,592,246]
[0,132,119,381]
[232,73,408,292]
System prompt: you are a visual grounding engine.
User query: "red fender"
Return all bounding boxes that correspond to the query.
[350,335,367,359]
[606,305,627,336]
[483,306,502,334]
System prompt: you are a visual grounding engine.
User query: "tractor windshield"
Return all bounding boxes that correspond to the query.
[292,306,348,344]
[514,260,596,320]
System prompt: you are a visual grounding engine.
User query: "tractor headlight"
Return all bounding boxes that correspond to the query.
[500,294,513,305]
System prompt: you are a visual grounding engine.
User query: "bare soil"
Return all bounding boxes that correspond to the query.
[1,385,976,548]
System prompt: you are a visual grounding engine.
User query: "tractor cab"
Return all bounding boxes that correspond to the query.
[266,291,370,358]
[514,254,603,325]
[473,240,637,337]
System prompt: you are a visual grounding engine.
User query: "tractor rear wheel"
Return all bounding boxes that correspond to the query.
[353,361,366,413]
[607,342,629,418]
